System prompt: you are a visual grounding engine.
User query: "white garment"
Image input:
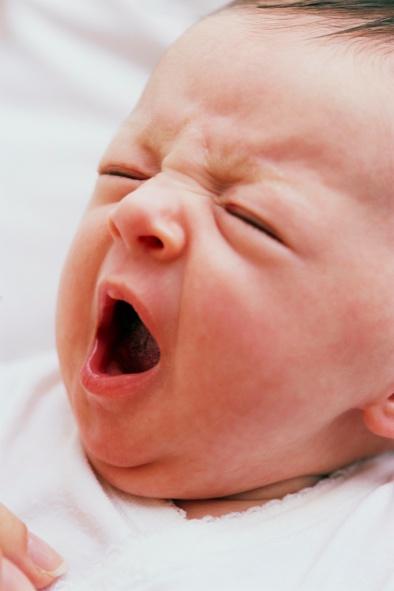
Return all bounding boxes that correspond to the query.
[1,352,393,591]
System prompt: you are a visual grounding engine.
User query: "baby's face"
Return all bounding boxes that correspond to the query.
[57,11,394,499]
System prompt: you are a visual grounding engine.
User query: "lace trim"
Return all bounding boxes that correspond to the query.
[168,457,369,524]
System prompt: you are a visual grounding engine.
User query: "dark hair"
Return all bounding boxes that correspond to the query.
[227,0,394,42]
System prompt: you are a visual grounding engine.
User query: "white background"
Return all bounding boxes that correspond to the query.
[0,0,225,361]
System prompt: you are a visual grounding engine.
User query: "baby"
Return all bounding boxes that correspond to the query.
[1,0,394,589]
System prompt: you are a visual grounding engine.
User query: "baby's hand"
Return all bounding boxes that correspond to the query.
[0,504,66,590]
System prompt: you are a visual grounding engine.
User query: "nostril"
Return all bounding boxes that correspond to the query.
[138,235,164,250]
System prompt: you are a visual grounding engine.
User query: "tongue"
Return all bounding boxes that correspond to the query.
[111,301,160,374]
[115,322,161,373]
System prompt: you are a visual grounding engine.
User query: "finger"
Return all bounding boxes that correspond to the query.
[0,504,66,589]
[1,558,36,591]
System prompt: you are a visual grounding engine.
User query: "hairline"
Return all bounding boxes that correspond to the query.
[217,1,394,57]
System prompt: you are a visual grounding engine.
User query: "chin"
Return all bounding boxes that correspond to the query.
[85,453,173,498]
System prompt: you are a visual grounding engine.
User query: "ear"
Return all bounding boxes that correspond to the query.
[362,393,394,439]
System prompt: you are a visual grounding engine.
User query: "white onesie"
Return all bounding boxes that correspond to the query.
[1,352,393,591]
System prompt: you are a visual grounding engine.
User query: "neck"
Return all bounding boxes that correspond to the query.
[174,474,325,520]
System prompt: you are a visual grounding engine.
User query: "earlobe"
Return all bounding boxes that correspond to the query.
[362,394,394,439]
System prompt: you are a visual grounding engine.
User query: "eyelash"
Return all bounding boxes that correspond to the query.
[101,169,148,181]
[223,203,283,244]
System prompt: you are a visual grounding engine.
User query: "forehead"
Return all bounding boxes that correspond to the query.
[111,11,393,203]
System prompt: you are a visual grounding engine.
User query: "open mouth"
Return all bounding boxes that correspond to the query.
[96,298,161,376]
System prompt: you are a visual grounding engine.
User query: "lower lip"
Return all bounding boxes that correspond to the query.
[80,338,160,398]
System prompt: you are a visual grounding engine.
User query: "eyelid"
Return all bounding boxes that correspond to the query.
[98,165,149,181]
[223,203,284,244]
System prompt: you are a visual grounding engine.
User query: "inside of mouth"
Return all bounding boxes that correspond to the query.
[102,300,161,375]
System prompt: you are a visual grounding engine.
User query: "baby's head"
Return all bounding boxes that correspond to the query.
[56,1,394,505]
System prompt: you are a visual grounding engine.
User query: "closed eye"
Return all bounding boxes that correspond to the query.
[224,203,284,244]
[98,165,149,181]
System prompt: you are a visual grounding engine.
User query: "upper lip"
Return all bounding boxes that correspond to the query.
[96,279,160,348]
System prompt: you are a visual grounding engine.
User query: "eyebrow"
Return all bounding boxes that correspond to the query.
[140,119,292,190]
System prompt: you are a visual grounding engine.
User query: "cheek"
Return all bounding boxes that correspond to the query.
[56,210,111,380]
[170,281,308,474]
[176,277,289,422]
[324,291,394,399]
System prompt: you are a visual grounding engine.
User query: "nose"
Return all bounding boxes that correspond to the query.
[107,181,187,262]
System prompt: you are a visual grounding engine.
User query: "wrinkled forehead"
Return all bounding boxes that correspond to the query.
[116,11,393,210]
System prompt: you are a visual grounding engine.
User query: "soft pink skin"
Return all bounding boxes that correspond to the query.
[56,11,394,513]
